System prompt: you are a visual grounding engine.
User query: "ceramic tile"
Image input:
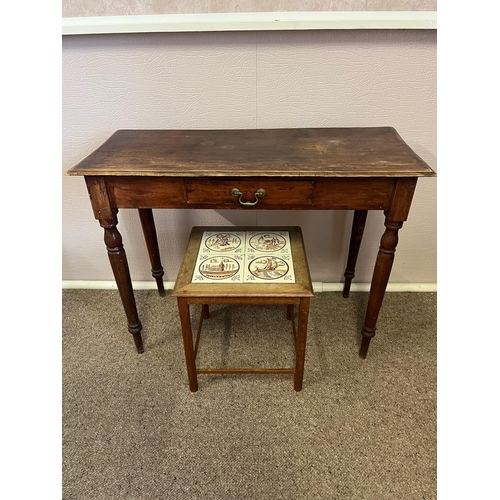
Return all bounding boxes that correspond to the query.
[244,230,291,256]
[243,252,295,283]
[200,230,246,255]
[243,230,295,283]
[191,230,295,284]
[192,253,245,283]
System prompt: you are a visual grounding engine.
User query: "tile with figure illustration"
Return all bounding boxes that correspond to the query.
[191,231,295,284]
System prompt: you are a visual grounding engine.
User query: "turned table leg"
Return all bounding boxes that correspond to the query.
[138,208,166,296]
[343,210,368,298]
[100,211,144,353]
[359,215,403,358]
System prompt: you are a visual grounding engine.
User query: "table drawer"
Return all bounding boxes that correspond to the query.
[185,180,314,208]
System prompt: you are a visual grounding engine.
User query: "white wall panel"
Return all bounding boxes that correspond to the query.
[62,30,436,284]
[254,29,436,283]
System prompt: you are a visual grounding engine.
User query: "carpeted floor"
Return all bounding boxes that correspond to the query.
[62,289,436,499]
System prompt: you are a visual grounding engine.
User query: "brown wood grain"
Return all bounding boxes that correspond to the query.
[67,128,436,178]
[185,179,314,206]
[103,176,397,210]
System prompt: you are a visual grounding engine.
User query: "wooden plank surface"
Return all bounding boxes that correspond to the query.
[66,128,436,178]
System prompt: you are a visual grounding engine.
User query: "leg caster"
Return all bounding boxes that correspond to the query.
[359,326,375,359]
[128,321,144,353]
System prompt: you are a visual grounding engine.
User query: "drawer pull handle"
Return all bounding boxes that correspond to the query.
[231,188,266,206]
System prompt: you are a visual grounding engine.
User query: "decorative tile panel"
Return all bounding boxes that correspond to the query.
[192,230,295,283]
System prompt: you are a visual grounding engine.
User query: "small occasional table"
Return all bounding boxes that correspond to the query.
[172,226,314,392]
[66,127,436,358]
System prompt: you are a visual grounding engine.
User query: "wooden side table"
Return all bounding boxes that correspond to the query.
[66,127,436,358]
[172,226,314,391]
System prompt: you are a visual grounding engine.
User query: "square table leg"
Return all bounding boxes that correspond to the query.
[294,298,310,391]
[177,298,199,392]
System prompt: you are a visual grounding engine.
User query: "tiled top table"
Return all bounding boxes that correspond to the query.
[172,226,314,391]
[66,127,436,358]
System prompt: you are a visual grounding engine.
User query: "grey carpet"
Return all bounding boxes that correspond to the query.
[62,290,436,500]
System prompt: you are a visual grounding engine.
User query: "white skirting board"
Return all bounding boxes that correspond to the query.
[62,281,437,293]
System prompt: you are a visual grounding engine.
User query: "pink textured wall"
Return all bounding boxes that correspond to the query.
[63,1,436,17]
[62,29,436,284]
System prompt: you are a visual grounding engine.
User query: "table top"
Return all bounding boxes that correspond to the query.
[66,127,435,178]
[172,226,313,299]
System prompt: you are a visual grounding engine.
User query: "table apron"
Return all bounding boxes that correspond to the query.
[104,177,397,211]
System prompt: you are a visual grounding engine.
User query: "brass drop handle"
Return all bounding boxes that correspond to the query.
[231,188,266,206]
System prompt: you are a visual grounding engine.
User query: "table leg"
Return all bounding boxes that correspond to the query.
[294,298,310,391]
[343,210,368,298]
[359,215,403,358]
[138,208,166,296]
[201,304,210,319]
[177,298,198,392]
[100,211,144,353]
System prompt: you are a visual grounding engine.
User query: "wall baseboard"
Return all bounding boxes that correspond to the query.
[62,281,436,293]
